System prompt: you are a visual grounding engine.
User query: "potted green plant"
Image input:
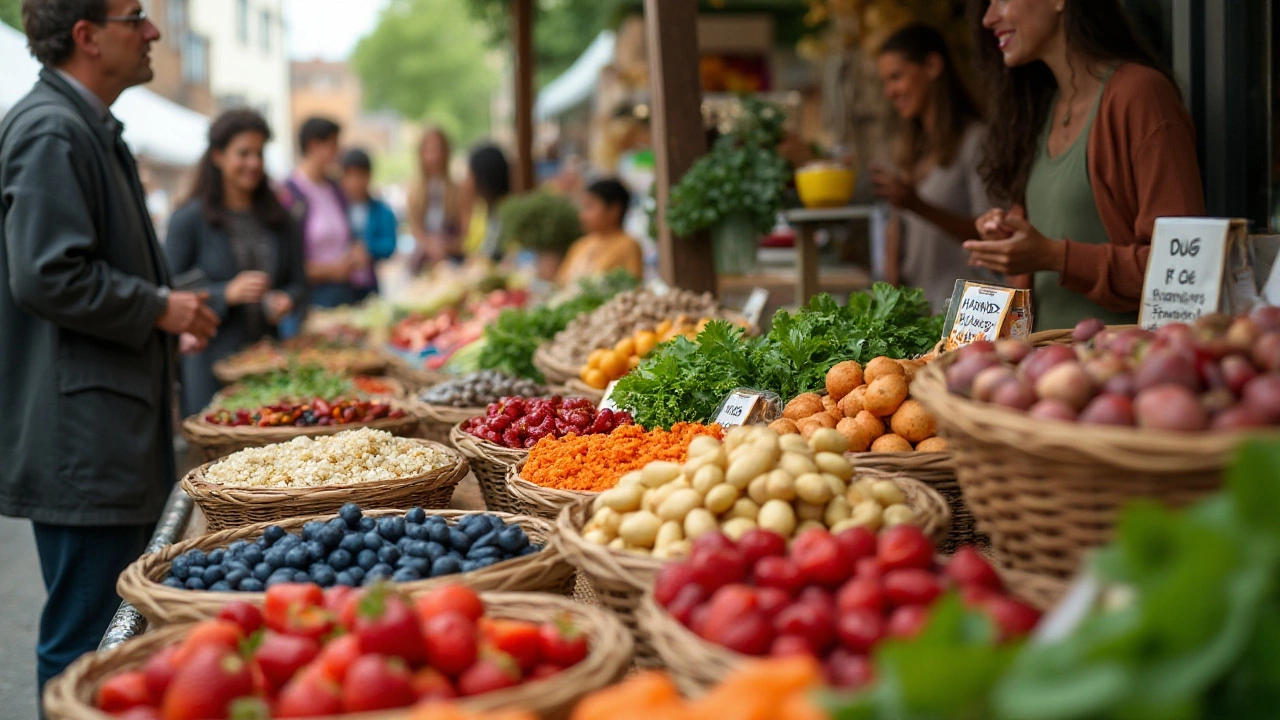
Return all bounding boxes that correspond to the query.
[498,191,582,280]
[660,97,790,275]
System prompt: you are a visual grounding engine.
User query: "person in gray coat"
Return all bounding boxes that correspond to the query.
[166,109,308,416]
[0,0,218,698]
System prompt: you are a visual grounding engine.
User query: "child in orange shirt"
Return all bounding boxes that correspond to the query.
[557,179,644,285]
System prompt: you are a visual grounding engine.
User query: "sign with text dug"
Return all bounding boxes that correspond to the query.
[1139,218,1248,329]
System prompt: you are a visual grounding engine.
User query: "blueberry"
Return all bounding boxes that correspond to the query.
[225,568,249,587]
[498,526,529,553]
[169,557,190,581]
[431,555,461,577]
[363,531,384,551]
[291,569,310,583]
[406,523,430,541]
[318,525,344,549]
[186,567,205,583]
[184,577,206,590]
[339,534,365,554]
[328,549,353,571]
[427,523,450,545]
[209,581,232,592]
[347,567,366,585]
[397,536,414,552]
[405,540,431,558]
[358,517,376,532]
[473,557,499,570]
[463,522,488,541]
[266,573,293,588]
[448,529,472,553]
[400,557,431,575]
[469,547,501,561]
[377,545,401,565]
[520,544,540,556]
[334,571,356,587]
[471,530,497,550]
[162,577,185,589]
[203,566,225,584]
[356,549,378,570]
[240,577,265,592]
[262,526,286,544]
[406,507,426,524]
[285,547,309,569]
[242,545,264,566]
[276,534,301,550]
[302,521,324,541]
[366,563,393,583]
[227,540,249,555]
[310,564,337,587]
[391,568,420,582]
[460,560,477,573]
[187,549,208,567]
[339,503,363,528]
[378,516,406,541]
[327,517,347,532]
[424,541,446,562]
[253,562,273,581]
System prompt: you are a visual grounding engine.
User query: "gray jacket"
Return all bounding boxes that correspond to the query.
[0,68,176,526]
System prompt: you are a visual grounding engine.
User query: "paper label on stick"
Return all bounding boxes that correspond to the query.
[714,390,762,428]
[742,288,770,327]
[946,282,1015,349]
[598,380,621,412]
[1139,218,1231,329]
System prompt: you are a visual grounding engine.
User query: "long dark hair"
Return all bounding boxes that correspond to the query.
[185,108,289,232]
[969,0,1175,204]
[468,144,511,206]
[879,23,981,170]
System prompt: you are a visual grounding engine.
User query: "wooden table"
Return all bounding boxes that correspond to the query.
[782,205,877,305]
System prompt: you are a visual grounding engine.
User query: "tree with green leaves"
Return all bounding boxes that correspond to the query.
[351,0,500,147]
[0,0,21,29]
[464,0,617,87]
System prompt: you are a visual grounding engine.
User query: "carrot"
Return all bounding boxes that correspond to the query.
[522,423,722,492]
[570,671,684,720]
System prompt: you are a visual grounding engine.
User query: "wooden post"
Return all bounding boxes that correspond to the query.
[644,0,715,295]
[512,0,535,193]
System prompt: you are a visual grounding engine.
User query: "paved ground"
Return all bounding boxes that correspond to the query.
[0,515,43,720]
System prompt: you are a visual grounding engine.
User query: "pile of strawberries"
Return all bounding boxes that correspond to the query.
[93,583,590,719]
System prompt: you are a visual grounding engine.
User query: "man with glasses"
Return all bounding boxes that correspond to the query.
[0,0,219,700]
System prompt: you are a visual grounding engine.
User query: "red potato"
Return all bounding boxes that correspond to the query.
[991,380,1037,411]
[1017,345,1076,386]
[1135,349,1202,392]
[995,339,1033,365]
[972,365,1017,403]
[1133,384,1208,431]
[947,353,1001,396]
[1251,305,1280,333]
[1103,371,1138,398]
[1222,355,1259,396]
[1072,318,1106,343]
[1035,361,1096,411]
[1243,374,1280,423]
[1078,394,1136,426]
[1211,405,1270,431]
[1028,399,1078,423]
[1226,317,1260,351]
[1252,333,1280,373]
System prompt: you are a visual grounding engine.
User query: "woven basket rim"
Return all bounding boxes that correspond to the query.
[181,401,419,443]
[505,460,599,517]
[449,423,530,465]
[912,355,1280,471]
[551,500,666,591]
[46,591,631,720]
[118,508,571,626]
[533,343,576,385]
[854,468,952,546]
[413,400,488,425]
[563,378,606,403]
[637,589,742,695]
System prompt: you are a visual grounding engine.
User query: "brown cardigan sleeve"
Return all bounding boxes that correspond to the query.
[1061,64,1205,312]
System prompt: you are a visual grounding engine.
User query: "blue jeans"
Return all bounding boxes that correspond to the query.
[32,522,151,700]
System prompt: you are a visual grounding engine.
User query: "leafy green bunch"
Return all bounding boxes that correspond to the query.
[662,96,792,238]
[497,191,582,253]
[217,365,353,411]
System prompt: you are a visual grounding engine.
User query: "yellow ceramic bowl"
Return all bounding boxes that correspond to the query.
[795,164,856,209]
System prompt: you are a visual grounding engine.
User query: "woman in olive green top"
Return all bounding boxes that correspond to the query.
[964,0,1204,330]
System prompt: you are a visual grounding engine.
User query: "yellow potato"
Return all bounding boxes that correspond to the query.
[889,399,937,444]
[821,394,838,414]
[837,389,865,418]
[871,433,914,453]
[836,417,872,453]
[916,436,948,452]
[853,410,886,441]
[826,361,864,401]
[769,417,801,435]
[864,356,906,384]
[783,393,825,421]
[864,375,910,418]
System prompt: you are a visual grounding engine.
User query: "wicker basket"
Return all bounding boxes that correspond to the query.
[213,352,387,385]
[44,592,632,720]
[911,354,1274,589]
[181,406,422,464]
[637,591,742,696]
[118,509,574,626]
[847,451,978,550]
[415,401,486,444]
[533,343,577,386]
[506,460,597,523]
[854,469,952,548]
[563,378,605,405]
[179,439,469,532]
[381,348,452,394]
[450,423,529,514]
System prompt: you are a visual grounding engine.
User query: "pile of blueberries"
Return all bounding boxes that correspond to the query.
[162,503,538,591]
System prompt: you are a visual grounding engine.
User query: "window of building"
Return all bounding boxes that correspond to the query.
[182,32,209,85]
[261,10,272,53]
[237,0,249,45]
[168,0,188,48]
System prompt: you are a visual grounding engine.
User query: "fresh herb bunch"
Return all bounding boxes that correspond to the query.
[662,96,791,237]
[217,365,354,411]
[497,191,582,253]
[613,283,943,428]
[477,270,638,381]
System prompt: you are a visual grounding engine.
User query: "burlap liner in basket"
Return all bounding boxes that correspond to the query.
[44,591,632,720]
[182,402,421,464]
[179,439,469,532]
[506,460,598,523]
[450,423,529,514]
[533,343,578,385]
[911,354,1277,589]
[119,509,574,626]
[414,401,486,444]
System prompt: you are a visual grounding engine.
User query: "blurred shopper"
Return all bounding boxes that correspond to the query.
[460,144,512,261]
[0,0,218,697]
[406,128,462,268]
[340,148,399,266]
[280,116,374,307]
[557,179,643,285]
[872,23,996,313]
[166,109,307,416]
[967,0,1203,329]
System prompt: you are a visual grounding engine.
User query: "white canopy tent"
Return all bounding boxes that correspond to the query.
[535,30,616,121]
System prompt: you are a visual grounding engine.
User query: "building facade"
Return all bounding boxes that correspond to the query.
[290,59,406,160]
[146,0,214,115]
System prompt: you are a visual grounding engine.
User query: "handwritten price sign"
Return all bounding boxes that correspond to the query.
[946,283,1015,349]
[1139,218,1231,329]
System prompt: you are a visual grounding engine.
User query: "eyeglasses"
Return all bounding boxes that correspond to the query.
[103,10,149,27]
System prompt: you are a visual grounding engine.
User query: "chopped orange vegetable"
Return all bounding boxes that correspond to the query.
[522,423,723,492]
[570,671,684,720]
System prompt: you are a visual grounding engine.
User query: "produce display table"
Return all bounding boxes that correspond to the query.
[781,205,876,305]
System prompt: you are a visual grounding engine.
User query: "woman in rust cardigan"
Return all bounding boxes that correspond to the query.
[965,0,1204,330]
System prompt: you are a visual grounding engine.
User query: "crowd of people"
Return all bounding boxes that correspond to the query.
[0,0,1206,712]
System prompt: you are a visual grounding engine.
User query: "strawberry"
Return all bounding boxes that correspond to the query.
[275,666,343,718]
[411,667,457,703]
[172,621,244,667]
[324,585,359,627]
[945,546,1003,591]
[341,654,416,713]
[537,616,588,667]
[254,631,321,694]
[96,671,152,713]
[116,707,163,720]
[457,652,521,696]
[281,604,337,643]
[480,618,541,671]
[215,601,264,636]
[353,584,425,662]
[315,633,361,684]
[528,663,564,681]
[263,583,324,634]
[161,648,255,720]
[142,646,179,704]
[423,611,479,677]
[414,584,485,625]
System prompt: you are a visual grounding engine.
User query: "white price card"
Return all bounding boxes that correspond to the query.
[1139,218,1232,329]
[742,288,770,327]
[598,380,621,412]
[946,282,1015,349]
[714,390,762,428]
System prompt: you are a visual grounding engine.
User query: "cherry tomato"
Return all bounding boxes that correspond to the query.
[877,526,933,572]
[882,569,943,607]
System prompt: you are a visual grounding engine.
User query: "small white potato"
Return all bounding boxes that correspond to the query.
[655,520,685,548]
[758,499,797,537]
[726,448,774,489]
[607,537,627,551]
[704,483,739,514]
[658,488,703,522]
[692,464,725,494]
[641,489,658,514]
[822,473,848,500]
[701,447,729,470]
[583,529,610,546]
[815,452,855,481]
[779,433,813,456]
[828,518,860,535]
[796,520,826,535]
[724,426,753,452]
[729,498,760,521]
[795,473,834,505]
[687,434,722,458]
[796,500,826,522]
[602,484,644,513]
[618,510,662,547]
[753,426,780,444]
[849,500,884,531]
[659,540,692,559]
[808,427,849,454]
[846,487,866,506]
[618,471,644,488]
[780,452,818,478]
[669,477,692,492]
[765,470,797,502]
[683,508,718,540]
[824,496,852,527]
[721,517,758,541]
[882,504,917,527]
[871,480,907,507]
[641,461,681,488]
[596,507,622,536]
[747,476,771,505]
